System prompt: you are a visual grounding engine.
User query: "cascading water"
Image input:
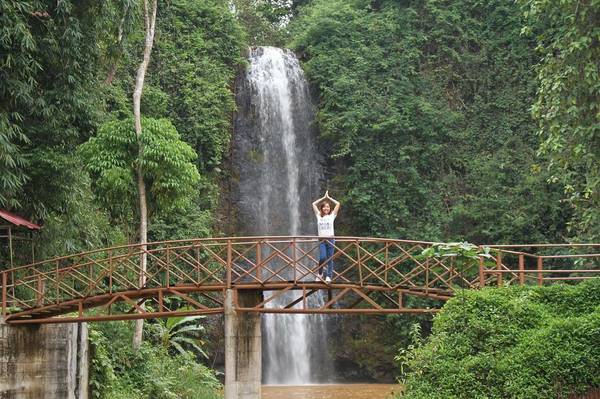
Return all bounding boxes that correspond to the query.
[233,46,332,384]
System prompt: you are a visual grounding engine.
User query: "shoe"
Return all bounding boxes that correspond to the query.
[325,276,331,283]
[316,273,323,282]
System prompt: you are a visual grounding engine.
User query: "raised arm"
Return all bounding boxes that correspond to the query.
[325,191,341,215]
[312,193,327,216]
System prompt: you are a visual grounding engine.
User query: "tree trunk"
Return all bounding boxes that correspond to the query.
[132,0,158,351]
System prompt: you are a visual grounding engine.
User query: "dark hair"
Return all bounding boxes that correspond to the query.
[320,201,331,217]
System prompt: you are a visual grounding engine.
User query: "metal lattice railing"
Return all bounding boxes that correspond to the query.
[1,237,598,323]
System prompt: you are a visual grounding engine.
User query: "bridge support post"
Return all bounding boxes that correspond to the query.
[0,320,88,399]
[224,289,262,399]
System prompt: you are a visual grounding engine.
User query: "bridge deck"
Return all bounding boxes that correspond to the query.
[1,237,598,323]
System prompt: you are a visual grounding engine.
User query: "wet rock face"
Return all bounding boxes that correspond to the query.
[0,323,88,399]
[232,46,323,237]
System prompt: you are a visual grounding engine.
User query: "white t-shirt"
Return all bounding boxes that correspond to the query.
[316,213,336,237]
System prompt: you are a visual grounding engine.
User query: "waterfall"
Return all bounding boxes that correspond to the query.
[233,46,332,384]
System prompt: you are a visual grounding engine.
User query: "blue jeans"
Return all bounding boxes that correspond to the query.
[319,239,335,278]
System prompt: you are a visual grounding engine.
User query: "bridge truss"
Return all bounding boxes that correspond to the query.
[1,237,598,323]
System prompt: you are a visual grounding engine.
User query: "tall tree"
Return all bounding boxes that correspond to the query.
[80,117,201,349]
[132,0,158,350]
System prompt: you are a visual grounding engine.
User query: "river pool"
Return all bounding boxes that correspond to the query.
[262,384,401,399]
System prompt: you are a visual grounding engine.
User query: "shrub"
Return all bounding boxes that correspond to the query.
[89,322,221,399]
[398,279,600,399]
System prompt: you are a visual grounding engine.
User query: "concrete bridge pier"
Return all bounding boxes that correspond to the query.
[224,289,263,399]
[0,320,88,399]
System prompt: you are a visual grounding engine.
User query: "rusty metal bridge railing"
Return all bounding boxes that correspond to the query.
[1,237,598,323]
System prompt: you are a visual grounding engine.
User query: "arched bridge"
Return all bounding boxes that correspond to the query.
[1,237,598,324]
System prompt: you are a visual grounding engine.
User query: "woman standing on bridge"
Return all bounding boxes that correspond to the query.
[312,191,340,283]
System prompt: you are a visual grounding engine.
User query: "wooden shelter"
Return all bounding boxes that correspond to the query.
[0,210,41,268]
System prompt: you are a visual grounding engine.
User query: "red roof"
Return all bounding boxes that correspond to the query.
[0,210,41,230]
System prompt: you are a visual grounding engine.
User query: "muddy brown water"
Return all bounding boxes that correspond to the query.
[262,384,401,399]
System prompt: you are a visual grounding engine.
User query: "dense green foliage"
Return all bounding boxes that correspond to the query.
[290,0,569,244]
[292,0,452,239]
[231,0,290,46]
[521,0,600,240]
[151,1,245,172]
[398,279,600,398]
[101,0,247,241]
[0,0,246,258]
[0,0,125,258]
[90,321,220,399]
[1,1,246,395]
[80,117,200,222]
[288,0,596,378]
[76,3,246,393]
[0,1,108,210]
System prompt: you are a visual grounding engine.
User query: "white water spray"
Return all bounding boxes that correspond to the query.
[233,47,332,384]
